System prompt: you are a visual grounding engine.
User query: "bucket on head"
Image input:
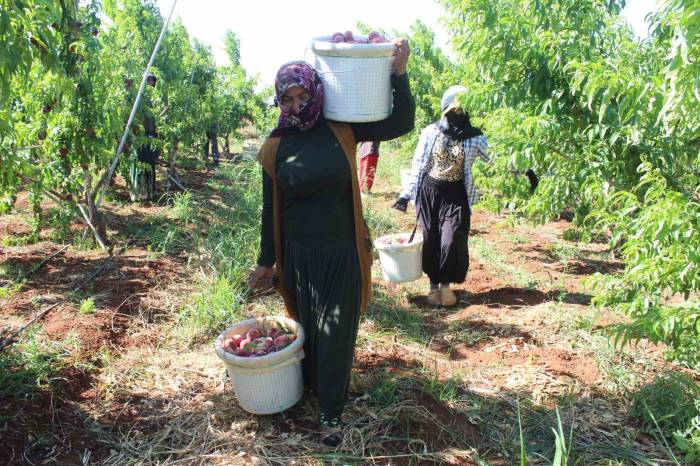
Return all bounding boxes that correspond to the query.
[309,35,395,123]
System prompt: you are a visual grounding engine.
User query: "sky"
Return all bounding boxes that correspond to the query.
[154,0,658,87]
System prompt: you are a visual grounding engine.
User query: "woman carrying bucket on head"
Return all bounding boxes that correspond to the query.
[393,85,491,307]
[248,39,415,446]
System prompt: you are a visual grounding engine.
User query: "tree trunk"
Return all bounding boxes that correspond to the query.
[84,169,108,248]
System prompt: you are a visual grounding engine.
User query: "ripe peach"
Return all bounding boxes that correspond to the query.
[231,334,245,347]
[239,337,252,349]
[274,335,290,348]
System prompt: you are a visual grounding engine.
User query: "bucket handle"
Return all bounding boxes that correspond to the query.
[408,224,418,243]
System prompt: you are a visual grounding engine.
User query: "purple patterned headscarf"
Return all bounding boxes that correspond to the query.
[270,61,324,137]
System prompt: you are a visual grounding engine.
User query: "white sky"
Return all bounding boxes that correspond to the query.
[155,0,658,87]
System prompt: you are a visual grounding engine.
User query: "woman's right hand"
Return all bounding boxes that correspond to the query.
[392,197,409,212]
[249,265,274,289]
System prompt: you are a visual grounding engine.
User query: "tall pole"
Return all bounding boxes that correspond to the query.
[94,0,179,208]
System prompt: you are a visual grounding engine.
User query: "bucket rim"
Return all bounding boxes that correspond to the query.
[311,35,396,58]
[214,316,305,369]
[374,232,423,252]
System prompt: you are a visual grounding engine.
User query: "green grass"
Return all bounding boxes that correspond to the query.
[631,373,700,436]
[176,162,262,343]
[0,326,78,398]
[0,262,24,300]
[363,200,398,239]
[1,233,39,247]
[365,285,430,344]
[374,144,413,189]
[0,282,22,300]
[368,371,403,407]
[420,372,462,403]
[170,191,195,221]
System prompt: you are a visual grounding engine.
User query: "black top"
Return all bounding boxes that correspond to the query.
[258,73,415,266]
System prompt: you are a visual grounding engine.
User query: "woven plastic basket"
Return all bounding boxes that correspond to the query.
[214,316,305,415]
[310,35,395,123]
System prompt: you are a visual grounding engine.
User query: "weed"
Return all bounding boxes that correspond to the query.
[176,163,262,343]
[517,401,527,466]
[1,233,39,247]
[369,371,402,407]
[550,406,574,465]
[505,232,527,244]
[79,297,96,315]
[631,372,700,435]
[0,282,23,300]
[673,402,700,464]
[0,326,76,397]
[421,372,462,403]
[364,201,398,239]
[171,191,195,221]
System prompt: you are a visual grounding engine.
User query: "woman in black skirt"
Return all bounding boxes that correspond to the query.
[249,41,415,446]
[393,85,491,307]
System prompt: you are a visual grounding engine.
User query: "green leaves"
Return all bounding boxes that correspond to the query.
[440,0,700,366]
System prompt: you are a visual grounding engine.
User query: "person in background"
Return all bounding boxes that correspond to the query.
[358,141,380,193]
[249,39,414,447]
[136,72,160,201]
[204,122,220,165]
[393,85,490,307]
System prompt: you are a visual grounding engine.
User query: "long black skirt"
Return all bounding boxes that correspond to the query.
[283,238,361,419]
[416,175,471,285]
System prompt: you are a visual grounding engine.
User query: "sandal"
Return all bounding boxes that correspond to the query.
[319,415,343,447]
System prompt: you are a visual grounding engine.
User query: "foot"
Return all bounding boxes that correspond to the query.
[319,415,343,447]
[426,289,441,306]
[440,288,457,306]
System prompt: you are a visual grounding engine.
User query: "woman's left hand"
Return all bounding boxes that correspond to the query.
[392,38,410,76]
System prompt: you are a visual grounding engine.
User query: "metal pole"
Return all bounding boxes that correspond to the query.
[95,0,179,208]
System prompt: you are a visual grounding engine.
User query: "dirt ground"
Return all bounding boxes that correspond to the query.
[0,156,694,465]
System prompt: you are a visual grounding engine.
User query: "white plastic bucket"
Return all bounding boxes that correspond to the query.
[309,35,394,122]
[374,231,423,283]
[214,316,305,415]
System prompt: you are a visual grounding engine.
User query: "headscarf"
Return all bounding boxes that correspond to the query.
[438,112,483,141]
[270,61,324,137]
[438,85,483,141]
